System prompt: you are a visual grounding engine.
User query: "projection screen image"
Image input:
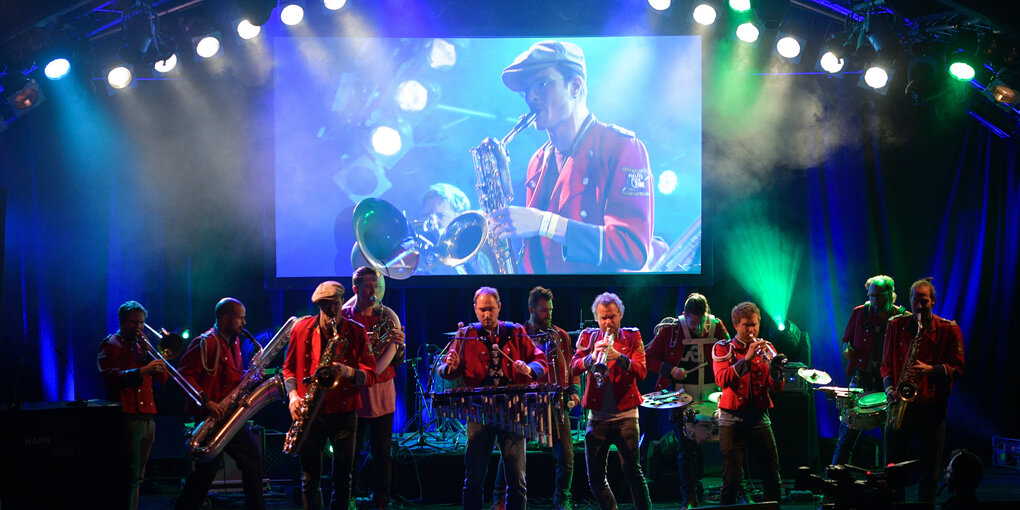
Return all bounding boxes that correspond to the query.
[275,36,701,279]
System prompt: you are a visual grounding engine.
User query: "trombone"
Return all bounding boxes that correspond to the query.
[141,323,204,407]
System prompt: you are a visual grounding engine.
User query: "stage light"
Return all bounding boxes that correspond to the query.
[648,0,671,11]
[736,23,759,43]
[729,0,751,13]
[692,4,717,25]
[2,76,44,113]
[154,53,178,73]
[905,55,943,106]
[819,51,844,73]
[237,19,261,40]
[948,61,975,81]
[864,66,889,89]
[396,80,428,112]
[428,39,457,69]
[44,58,71,80]
[238,0,276,25]
[754,0,789,30]
[776,320,786,332]
[181,329,191,340]
[280,3,305,25]
[776,36,801,59]
[864,13,896,54]
[195,35,221,58]
[371,126,402,156]
[658,170,677,195]
[323,0,347,10]
[108,66,133,89]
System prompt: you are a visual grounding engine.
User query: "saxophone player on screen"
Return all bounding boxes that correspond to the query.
[282,281,377,510]
[881,278,965,505]
[487,40,654,274]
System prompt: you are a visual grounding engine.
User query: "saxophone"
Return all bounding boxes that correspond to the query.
[468,111,537,274]
[887,314,923,431]
[187,316,299,461]
[282,316,349,456]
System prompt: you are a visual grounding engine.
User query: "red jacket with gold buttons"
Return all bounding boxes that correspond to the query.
[570,327,647,413]
[282,315,377,414]
[880,313,965,404]
[712,338,784,411]
[178,328,246,417]
[841,303,907,375]
[439,321,548,387]
[97,333,169,414]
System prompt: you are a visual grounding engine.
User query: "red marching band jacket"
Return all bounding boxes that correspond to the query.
[841,303,907,375]
[646,315,730,392]
[178,328,245,416]
[282,315,377,414]
[570,327,647,412]
[96,333,169,414]
[440,321,548,387]
[712,338,785,412]
[880,313,965,404]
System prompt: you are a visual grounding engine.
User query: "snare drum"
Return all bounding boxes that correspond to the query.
[840,392,888,430]
[683,401,720,443]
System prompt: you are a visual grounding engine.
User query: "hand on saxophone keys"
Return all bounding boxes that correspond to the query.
[204,400,226,421]
[907,360,934,378]
[287,390,303,421]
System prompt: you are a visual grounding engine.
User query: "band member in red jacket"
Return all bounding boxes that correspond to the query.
[176,298,265,510]
[283,281,377,510]
[440,287,547,510]
[645,292,729,508]
[570,292,651,510]
[833,275,906,466]
[490,40,654,273]
[96,300,168,510]
[712,302,785,505]
[881,278,965,505]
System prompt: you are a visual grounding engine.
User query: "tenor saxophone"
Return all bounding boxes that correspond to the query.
[469,112,537,274]
[887,314,923,431]
[187,316,299,461]
[282,317,349,456]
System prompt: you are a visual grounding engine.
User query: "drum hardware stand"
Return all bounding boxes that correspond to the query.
[397,344,464,449]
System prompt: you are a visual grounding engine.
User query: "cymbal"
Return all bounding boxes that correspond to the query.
[707,391,722,404]
[640,389,694,409]
[797,368,832,385]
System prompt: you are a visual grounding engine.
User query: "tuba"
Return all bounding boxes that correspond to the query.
[282,317,349,456]
[187,316,299,461]
[466,112,537,274]
[887,314,923,431]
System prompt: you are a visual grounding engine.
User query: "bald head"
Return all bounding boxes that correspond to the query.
[215,298,246,338]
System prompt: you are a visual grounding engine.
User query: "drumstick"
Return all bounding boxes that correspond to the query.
[684,362,709,373]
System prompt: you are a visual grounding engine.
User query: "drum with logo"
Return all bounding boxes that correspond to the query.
[682,401,720,443]
[840,391,888,430]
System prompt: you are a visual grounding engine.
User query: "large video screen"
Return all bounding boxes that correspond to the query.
[275,36,701,279]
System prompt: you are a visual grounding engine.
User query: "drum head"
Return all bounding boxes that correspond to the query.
[858,392,888,408]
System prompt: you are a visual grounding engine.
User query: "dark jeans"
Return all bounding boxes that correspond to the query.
[354,413,394,508]
[885,401,947,505]
[176,424,265,510]
[832,370,883,466]
[123,414,155,510]
[493,417,574,507]
[464,421,527,510]
[719,422,782,505]
[673,420,702,507]
[300,411,359,510]
[584,418,651,510]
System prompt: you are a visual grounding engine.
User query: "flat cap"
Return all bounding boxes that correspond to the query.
[311,281,345,303]
[502,40,586,92]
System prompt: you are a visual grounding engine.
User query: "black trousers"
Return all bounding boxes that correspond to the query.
[176,424,265,510]
[718,422,781,505]
[300,411,359,510]
[885,401,947,504]
[584,417,651,510]
[353,413,394,508]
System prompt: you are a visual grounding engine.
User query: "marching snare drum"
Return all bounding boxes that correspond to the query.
[683,401,720,443]
[840,391,888,430]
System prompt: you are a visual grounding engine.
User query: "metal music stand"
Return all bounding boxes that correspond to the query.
[397,343,465,449]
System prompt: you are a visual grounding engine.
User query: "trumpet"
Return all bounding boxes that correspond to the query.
[141,323,204,407]
[590,331,614,388]
[751,339,788,370]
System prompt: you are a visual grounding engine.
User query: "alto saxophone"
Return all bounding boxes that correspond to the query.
[187,316,300,461]
[469,111,537,274]
[887,314,923,431]
[282,316,349,456]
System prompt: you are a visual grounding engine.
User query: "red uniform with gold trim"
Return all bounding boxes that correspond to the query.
[97,333,169,414]
[522,116,653,273]
[880,313,965,404]
[178,328,246,416]
[282,315,377,414]
[841,303,907,375]
[646,315,729,394]
[570,327,647,412]
[528,323,580,389]
[440,321,548,387]
[712,338,784,411]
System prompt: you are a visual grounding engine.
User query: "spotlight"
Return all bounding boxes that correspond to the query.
[863,12,896,55]
[729,0,751,13]
[323,0,347,10]
[819,51,845,73]
[107,65,134,89]
[428,39,457,69]
[754,0,789,30]
[194,34,221,58]
[44,58,71,80]
[736,23,759,43]
[237,0,276,26]
[658,170,678,195]
[864,66,889,89]
[776,34,803,60]
[280,2,305,26]
[237,19,261,40]
[692,4,717,26]
[396,80,429,112]
[154,53,178,73]
[371,126,402,156]
[905,55,944,105]
[988,68,1018,105]
[648,0,671,10]
[948,61,975,81]
[2,76,45,113]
